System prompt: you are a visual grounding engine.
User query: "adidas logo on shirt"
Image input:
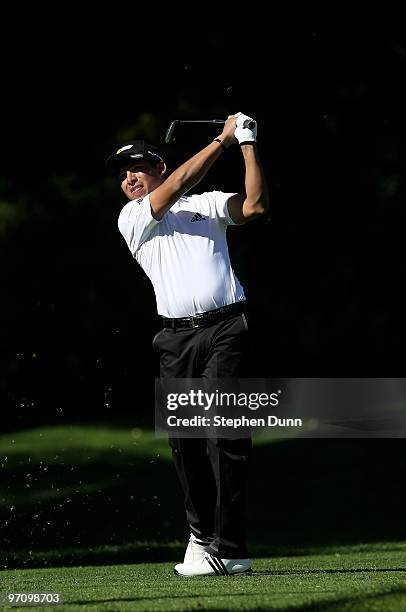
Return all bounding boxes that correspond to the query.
[190,213,206,222]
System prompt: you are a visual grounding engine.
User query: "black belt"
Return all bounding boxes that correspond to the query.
[162,301,246,330]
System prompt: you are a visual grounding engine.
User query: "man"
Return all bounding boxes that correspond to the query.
[106,113,269,576]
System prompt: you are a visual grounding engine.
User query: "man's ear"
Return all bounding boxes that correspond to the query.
[157,160,167,176]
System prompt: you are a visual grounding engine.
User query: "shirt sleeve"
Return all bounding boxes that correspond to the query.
[202,191,239,226]
[117,195,160,256]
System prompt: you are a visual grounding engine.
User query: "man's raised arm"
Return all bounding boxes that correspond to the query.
[226,113,269,225]
[149,116,238,220]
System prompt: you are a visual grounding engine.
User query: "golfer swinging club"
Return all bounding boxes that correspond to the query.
[106,113,269,576]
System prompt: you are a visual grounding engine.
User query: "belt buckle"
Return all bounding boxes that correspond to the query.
[190,316,199,329]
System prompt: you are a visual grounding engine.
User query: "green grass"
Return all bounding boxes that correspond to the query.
[1,545,406,611]
[1,424,406,569]
[1,424,406,609]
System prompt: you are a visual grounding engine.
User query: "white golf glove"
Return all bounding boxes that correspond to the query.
[234,111,257,144]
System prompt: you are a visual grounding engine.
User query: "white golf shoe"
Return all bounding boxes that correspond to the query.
[183,533,210,564]
[175,552,252,576]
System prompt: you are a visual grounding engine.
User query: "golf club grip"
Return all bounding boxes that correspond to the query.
[243,119,256,129]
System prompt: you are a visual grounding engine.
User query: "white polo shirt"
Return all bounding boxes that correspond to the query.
[118,191,246,318]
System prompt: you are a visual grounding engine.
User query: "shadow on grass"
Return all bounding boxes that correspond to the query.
[52,586,406,612]
[253,568,406,575]
[1,427,405,569]
[247,438,406,549]
[271,586,406,612]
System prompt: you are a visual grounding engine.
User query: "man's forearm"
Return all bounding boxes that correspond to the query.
[241,144,269,215]
[149,140,225,219]
[166,140,224,194]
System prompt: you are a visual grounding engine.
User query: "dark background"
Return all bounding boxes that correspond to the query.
[0,19,405,567]
[1,24,405,428]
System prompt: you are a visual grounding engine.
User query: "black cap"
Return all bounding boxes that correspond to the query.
[106,139,164,175]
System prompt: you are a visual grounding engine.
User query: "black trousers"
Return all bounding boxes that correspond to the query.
[153,312,252,559]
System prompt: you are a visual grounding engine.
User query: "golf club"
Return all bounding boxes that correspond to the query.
[165,118,256,144]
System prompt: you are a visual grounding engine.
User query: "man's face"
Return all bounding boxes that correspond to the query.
[119,160,165,200]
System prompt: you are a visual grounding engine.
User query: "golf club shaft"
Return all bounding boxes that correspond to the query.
[177,120,225,124]
[177,120,256,128]
[165,118,256,143]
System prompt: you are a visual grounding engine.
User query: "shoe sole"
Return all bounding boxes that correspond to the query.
[174,568,253,577]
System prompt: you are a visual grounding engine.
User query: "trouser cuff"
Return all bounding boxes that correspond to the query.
[205,544,249,559]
